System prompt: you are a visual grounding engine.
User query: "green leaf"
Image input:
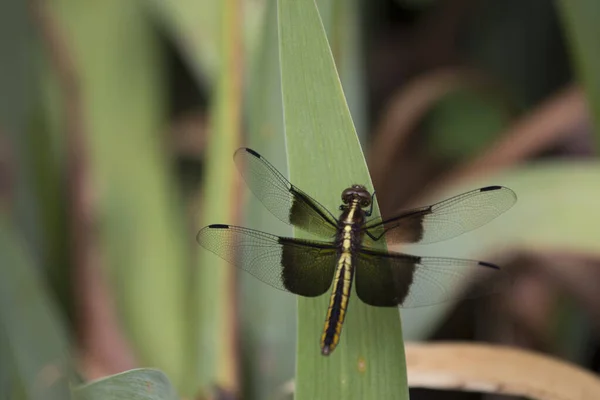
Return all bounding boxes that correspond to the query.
[142,0,264,84]
[240,0,369,397]
[557,0,600,145]
[402,161,600,340]
[142,0,220,80]
[317,0,368,141]
[192,0,242,396]
[427,87,513,158]
[278,1,409,399]
[72,369,177,400]
[0,0,30,135]
[240,0,296,399]
[45,0,189,389]
[0,216,72,400]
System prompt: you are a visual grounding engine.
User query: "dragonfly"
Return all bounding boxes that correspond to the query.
[196,148,516,355]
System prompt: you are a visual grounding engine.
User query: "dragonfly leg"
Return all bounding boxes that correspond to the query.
[365,191,376,217]
[365,230,379,241]
[365,227,388,242]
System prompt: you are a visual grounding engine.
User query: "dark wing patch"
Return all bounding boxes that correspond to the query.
[354,247,507,307]
[362,186,516,245]
[234,148,338,237]
[197,224,337,297]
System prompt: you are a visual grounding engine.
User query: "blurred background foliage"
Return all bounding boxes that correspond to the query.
[1,0,600,399]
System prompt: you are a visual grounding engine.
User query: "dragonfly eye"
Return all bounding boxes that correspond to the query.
[359,194,371,207]
[341,188,354,204]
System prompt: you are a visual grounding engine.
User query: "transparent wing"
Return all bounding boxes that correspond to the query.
[363,186,516,245]
[235,148,338,237]
[354,247,508,307]
[196,224,338,297]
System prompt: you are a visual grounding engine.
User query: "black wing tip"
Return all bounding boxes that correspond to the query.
[241,147,261,158]
[234,147,262,160]
[478,261,500,270]
[480,185,518,203]
[480,185,517,196]
[197,225,226,244]
[207,224,230,229]
[480,185,503,192]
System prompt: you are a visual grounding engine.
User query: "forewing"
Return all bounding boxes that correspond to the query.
[196,224,337,297]
[363,186,516,245]
[235,148,338,237]
[354,248,508,307]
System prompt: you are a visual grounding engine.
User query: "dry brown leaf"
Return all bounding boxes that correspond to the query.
[406,342,600,399]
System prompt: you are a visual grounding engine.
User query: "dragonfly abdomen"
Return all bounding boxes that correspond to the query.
[320,255,353,355]
[321,202,364,355]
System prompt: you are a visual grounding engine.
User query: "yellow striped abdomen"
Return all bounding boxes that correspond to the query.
[320,224,355,355]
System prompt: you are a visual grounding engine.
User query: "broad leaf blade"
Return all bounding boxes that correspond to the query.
[72,369,177,400]
[278,1,409,399]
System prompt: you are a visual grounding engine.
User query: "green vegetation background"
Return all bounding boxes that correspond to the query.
[1,0,599,399]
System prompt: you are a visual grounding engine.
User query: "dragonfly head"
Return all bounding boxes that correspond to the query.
[341,185,372,208]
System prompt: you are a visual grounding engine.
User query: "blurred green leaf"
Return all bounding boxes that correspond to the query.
[192,0,242,397]
[0,215,72,400]
[0,0,48,287]
[557,0,600,144]
[402,161,600,340]
[142,0,220,81]
[278,0,409,399]
[72,369,177,400]
[329,0,368,142]
[240,0,296,399]
[0,0,30,135]
[33,42,71,322]
[427,87,513,158]
[143,0,264,84]
[45,0,189,389]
